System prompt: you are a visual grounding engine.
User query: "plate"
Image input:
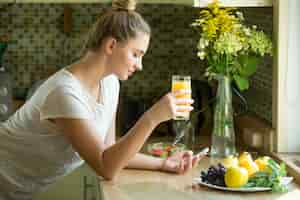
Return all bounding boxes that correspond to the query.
[193,177,294,192]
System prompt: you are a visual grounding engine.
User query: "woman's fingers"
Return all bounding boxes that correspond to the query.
[192,156,199,166]
[174,151,193,174]
[183,152,193,173]
[178,159,185,174]
[162,151,204,174]
[175,105,194,112]
[171,91,194,116]
[192,154,206,167]
[162,91,194,121]
[174,98,194,105]
[172,89,191,97]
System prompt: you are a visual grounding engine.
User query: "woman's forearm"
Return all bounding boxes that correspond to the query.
[101,110,159,179]
[126,153,164,171]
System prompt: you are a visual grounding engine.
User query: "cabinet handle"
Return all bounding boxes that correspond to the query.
[83,175,100,200]
[0,104,8,114]
[0,87,8,96]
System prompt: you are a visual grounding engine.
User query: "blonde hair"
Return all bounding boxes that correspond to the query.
[81,0,151,56]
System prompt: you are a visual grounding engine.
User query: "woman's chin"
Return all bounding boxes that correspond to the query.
[118,74,130,81]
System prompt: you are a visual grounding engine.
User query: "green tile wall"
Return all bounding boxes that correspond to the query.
[0,3,273,122]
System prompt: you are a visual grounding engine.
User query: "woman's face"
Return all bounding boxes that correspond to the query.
[110,32,150,81]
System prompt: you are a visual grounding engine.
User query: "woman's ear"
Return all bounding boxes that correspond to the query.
[104,37,117,55]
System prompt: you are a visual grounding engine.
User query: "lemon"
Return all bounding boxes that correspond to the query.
[262,156,271,161]
[238,152,253,166]
[254,156,276,174]
[240,160,259,177]
[224,166,249,188]
[222,155,239,168]
[254,156,269,171]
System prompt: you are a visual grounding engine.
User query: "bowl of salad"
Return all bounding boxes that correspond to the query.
[147,142,186,158]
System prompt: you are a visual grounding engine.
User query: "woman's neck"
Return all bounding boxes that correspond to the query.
[68,51,109,90]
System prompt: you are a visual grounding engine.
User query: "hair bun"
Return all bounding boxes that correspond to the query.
[112,0,136,11]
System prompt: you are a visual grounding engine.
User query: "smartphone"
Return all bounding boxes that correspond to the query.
[194,147,209,157]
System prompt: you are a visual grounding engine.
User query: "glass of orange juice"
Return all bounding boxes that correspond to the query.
[171,75,191,120]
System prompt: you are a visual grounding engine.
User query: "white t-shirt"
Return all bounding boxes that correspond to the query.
[0,68,120,199]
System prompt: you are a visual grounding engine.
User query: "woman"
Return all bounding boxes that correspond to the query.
[0,0,204,199]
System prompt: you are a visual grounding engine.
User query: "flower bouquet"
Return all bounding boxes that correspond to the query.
[191,0,273,90]
[191,0,273,158]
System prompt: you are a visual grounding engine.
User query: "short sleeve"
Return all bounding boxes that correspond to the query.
[40,86,92,120]
[106,75,120,110]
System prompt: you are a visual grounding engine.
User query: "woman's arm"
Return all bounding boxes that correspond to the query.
[104,115,195,173]
[53,109,157,180]
[104,112,165,171]
[127,152,204,174]
[104,112,164,171]
[104,112,117,148]
[53,92,193,180]
[126,153,164,170]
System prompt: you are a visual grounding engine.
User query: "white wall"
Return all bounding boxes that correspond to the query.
[287,0,300,152]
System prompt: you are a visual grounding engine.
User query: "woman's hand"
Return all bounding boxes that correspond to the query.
[161,151,205,174]
[147,90,194,125]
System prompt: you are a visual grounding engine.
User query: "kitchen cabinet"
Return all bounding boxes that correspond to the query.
[15,0,106,3]
[33,164,102,200]
[15,0,194,4]
[14,0,273,6]
[0,0,15,3]
[194,0,272,7]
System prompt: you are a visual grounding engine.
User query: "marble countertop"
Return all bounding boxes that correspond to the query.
[100,156,300,200]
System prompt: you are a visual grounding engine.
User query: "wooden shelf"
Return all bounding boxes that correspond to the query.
[194,0,273,7]
[0,0,15,3]
[15,0,193,5]
[16,0,106,3]
[10,0,273,7]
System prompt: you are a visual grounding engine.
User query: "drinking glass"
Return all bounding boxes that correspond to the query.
[171,75,191,120]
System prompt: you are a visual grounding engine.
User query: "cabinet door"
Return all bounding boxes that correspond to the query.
[0,0,15,3]
[33,164,103,200]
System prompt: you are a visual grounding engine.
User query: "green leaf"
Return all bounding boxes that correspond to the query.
[268,159,281,171]
[251,171,269,178]
[272,183,288,193]
[238,54,259,77]
[243,182,256,188]
[215,62,226,74]
[279,163,287,177]
[233,75,249,91]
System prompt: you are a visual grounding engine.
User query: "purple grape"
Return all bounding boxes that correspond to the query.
[200,164,227,186]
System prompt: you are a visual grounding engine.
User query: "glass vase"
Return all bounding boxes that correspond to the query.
[210,75,236,158]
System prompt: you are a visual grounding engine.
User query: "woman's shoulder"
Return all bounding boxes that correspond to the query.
[31,68,83,102]
[45,68,82,90]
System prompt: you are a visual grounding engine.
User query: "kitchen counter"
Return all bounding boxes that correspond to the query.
[100,156,300,200]
[272,153,300,184]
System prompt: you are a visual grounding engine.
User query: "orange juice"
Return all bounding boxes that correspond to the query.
[172,82,191,99]
[171,75,191,120]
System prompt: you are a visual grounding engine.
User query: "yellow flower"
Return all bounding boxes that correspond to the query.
[191,0,273,91]
[204,19,218,39]
[208,0,220,15]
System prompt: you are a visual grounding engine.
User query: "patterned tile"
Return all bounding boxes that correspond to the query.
[0,4,273,122]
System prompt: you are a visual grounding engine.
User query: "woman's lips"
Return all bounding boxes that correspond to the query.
[128,70,134,75]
